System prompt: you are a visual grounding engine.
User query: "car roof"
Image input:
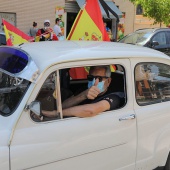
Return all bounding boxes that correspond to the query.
[18,41,169,72]
[135,28,170,33]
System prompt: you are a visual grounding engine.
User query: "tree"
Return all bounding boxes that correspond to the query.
[129,0,170,27]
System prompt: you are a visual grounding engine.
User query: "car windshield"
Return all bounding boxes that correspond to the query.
[119,30,153,45]
[0,72,30,116]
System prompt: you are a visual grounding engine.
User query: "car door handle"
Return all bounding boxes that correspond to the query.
[119,114,135,121]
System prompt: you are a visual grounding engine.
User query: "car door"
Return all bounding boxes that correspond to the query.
[150,31,169,55]
[10,59,137,170]
[131,58,170,170]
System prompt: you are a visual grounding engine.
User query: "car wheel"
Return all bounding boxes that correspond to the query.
[165,153,170,170]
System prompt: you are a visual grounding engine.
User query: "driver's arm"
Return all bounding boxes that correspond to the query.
[43,93,121,118]
[62,100,110,117]
[42,100,110,118]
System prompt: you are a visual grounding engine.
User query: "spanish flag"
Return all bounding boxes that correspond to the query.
[67,0,110,41]
[2,19,33,46]
[68,0,112,79]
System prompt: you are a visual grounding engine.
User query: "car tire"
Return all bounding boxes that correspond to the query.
[165,153,170,170]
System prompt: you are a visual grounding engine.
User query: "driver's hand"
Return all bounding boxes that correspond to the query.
[86,79,100,99]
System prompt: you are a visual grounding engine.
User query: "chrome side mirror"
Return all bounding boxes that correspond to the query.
[29,101,41,116]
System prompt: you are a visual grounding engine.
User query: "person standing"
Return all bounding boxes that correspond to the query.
[36,19,58,41]
[104,22,113,41]
[29,22,38,37]
[53,18,63,40]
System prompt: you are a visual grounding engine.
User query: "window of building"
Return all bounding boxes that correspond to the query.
[0,12,16,32]
[136,4,143,15]
[135,63,170,106]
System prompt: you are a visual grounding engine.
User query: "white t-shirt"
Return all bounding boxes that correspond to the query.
[53,25,61,38]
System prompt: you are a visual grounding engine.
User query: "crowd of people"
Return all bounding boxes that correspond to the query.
[28,18,63,42]
[28,19,114,42]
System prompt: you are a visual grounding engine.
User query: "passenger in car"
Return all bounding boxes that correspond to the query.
[42,65,121,118]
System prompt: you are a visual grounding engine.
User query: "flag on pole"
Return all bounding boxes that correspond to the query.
[67,0,111,79]
[2,19,33,46]
[67,0,110,41]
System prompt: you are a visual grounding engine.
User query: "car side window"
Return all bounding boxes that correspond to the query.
[0,34,6,45]
[60,64,126,115]
[31,64,127,122]
[135,63,170,106]
[31,72,59,122]
[152,32,167,45]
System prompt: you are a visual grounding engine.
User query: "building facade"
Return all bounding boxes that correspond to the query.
[114,0,165,35]
[0,0,166,39]
[0,0,64,34]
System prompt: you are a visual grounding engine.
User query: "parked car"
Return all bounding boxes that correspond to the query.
[0,32,6,45]
[1,41,170,170]
[119,28,170,56]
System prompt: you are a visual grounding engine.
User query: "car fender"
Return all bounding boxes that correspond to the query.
[153,126,170,167]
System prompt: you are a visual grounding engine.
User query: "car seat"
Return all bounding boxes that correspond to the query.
[108,71,126,107]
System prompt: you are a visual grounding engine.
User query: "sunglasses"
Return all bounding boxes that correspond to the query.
[87,75,108,82]
[44,22,50,27]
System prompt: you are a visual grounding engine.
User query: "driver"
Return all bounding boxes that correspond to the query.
[42,65,121,118]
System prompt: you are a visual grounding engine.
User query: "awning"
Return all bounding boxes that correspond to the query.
[76,0,122,19]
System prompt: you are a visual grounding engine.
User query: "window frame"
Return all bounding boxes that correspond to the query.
[135,62,170,106]
[30,59,129,123]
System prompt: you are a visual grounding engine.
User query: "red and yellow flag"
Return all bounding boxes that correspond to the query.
[2,19,33,46]
[67,0,110,41]
[68,0,112,79]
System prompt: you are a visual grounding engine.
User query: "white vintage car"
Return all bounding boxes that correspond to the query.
[1,41,170,170]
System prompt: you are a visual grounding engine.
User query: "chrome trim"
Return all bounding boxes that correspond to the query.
[119,114,135,121]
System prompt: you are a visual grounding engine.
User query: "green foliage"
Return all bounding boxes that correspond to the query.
[129,0,170,26]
